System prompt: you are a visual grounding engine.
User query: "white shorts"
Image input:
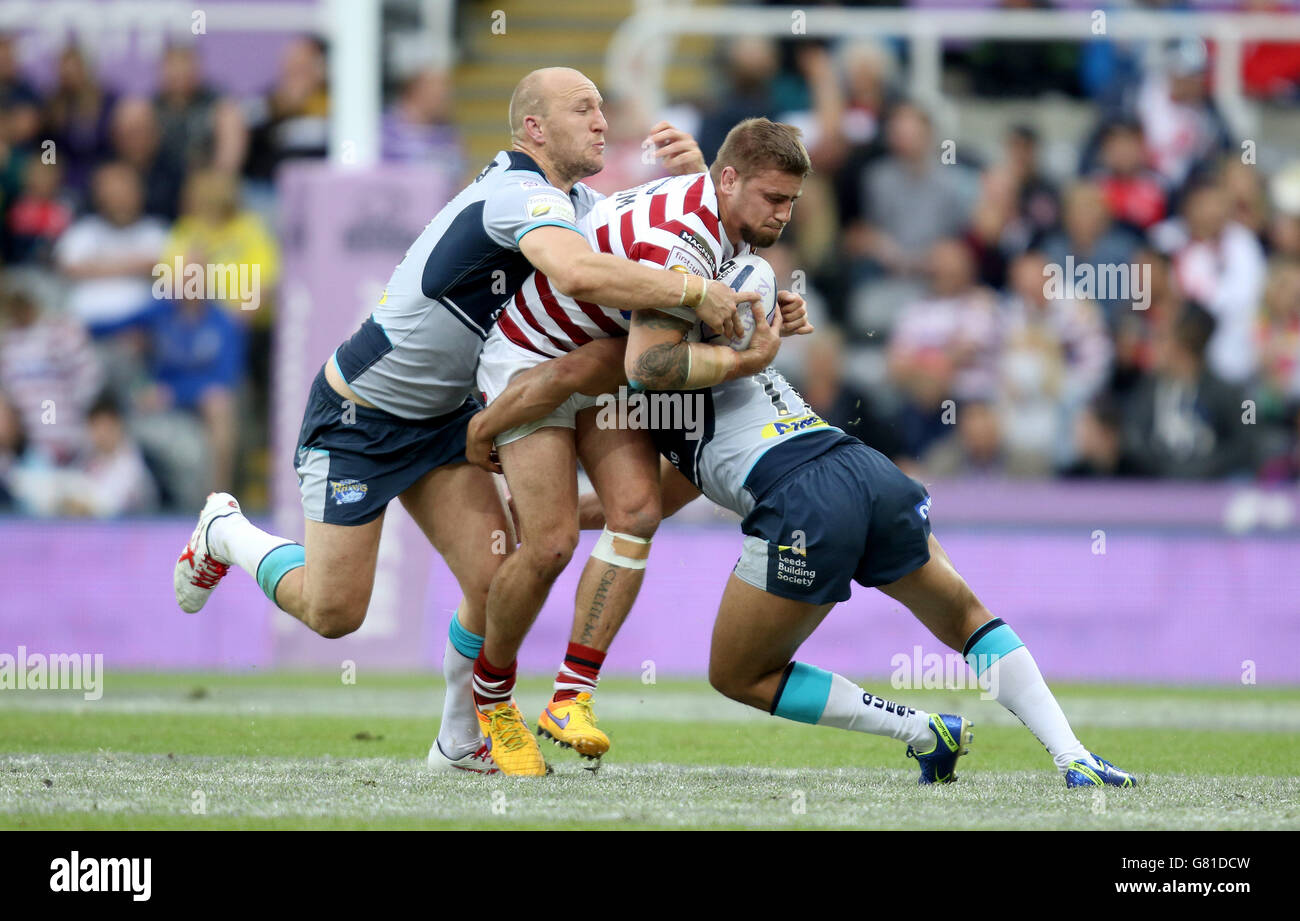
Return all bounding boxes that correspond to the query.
[476,331,599,447]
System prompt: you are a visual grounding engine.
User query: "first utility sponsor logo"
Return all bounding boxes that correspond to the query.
[0,646,102,700]
[50,852,151,901]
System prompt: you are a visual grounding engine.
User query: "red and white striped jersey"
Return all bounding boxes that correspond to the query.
[494,172,747,358]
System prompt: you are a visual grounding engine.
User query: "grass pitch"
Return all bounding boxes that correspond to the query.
[2,672,1297,830]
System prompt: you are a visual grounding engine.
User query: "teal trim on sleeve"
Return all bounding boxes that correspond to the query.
[255,543,306,605]
[964,624,1025,677]
[515,220,583,244]
[772,662,833,724]
[447,611,484,659]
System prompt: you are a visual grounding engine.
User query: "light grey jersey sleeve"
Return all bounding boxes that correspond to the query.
[483,177,581,248]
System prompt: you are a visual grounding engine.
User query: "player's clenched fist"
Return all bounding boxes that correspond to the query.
[734,300,781,376]
[776,289,814,337]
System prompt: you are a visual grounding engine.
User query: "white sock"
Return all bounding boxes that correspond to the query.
[983,645,1088,771]
[815,672,934,749]
[208,512,293,579]
[437,637,482,757]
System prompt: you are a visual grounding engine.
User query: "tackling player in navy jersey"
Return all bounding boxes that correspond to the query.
[172,67,760,776]
[463,316,1137,789]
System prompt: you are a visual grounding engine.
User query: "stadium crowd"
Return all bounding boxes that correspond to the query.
[1,7,1299,519]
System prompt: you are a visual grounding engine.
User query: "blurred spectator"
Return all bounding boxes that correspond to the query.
[43,44,115,198]
[4,158,74,266]
[887,239,1000,457]
[1152,175,1267,385]
[109,97,185,220]
[161,167,278,407]
[244,35,330,182]
[0,33,43,200]
[1220,158,1269,243]
[1040,180,1142,325]
[796,325,903,460]
[54,161,166,335]
[836,40,897,154]
[49,395,156,518]
[1256,257,1300,422]
[155,43,248,178]
[162,167,279,318]
[1135,38,1232,190]
[1269,161,1300,259]
[0,392,27,510]
[922,400,1006,477]
[1089,119,1167,233]
[843,102,973,280]
[1123,304,1255,478]
[101,293,246,505]
[0,285,101,466]
[381,67,463,175]
[0,34,40,113]
[967,125,1060,290]
[697,37,782,162]
[1110,247,1178,398]
[996,251,1112,473]
[1060,395,1136,478]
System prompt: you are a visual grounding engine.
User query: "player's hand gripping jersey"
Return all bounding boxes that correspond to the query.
[331,150,603,420]
[491,172,749,359]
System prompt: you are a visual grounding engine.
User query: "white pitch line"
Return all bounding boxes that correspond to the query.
[1,686,1298,732]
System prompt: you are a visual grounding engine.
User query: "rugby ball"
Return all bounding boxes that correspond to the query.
[700,254,780,351]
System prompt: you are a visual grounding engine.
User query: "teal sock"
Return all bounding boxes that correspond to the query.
[770,661,833,723]
[770,661,932,746]
[254,543,305,605]
[962,618,1024,678]
[440,610,485,753]
[448,611,484,658]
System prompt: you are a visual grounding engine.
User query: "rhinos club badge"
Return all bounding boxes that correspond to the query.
[330,479,369,505]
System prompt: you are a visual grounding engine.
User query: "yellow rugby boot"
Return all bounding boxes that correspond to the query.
[476,702,548,777]
[537,692,609,764]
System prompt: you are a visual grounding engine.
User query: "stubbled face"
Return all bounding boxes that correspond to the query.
[721,168,803,248]
[536,76,607,180]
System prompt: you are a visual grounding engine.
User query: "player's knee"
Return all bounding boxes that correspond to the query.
[305,599,367,639]
[603,490,661,540]
[707,661,745,703]
[519,528,578,580]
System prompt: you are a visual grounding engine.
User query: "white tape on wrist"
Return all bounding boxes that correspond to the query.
[590,527,652,570]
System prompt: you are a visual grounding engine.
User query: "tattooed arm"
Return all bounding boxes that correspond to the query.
[624,302,780,391]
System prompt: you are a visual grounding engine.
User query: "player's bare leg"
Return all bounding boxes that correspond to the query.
[878,534,1135,787]
[398,462,512,773]
[176,488,387,640]
[473,425,580,775]
[537,412,662,763]
[708,573,969,783]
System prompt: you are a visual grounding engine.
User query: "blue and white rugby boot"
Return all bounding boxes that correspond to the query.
[1065,752,1136,788]
[906,713,973,785]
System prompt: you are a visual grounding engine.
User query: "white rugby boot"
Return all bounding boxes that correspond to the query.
[174,492,242,613]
